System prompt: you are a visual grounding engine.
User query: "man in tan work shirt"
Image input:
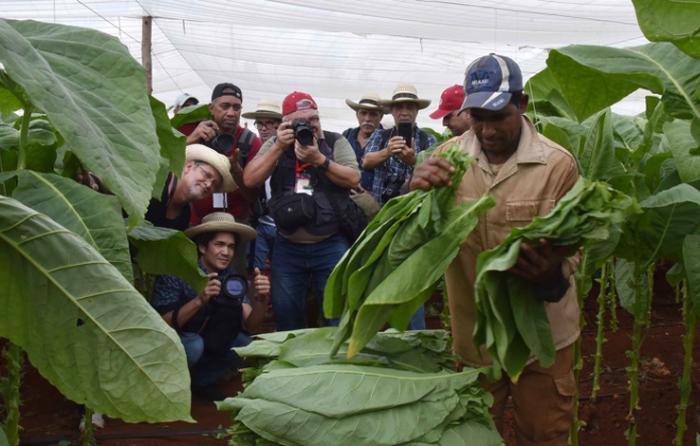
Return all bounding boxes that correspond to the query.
[411,54,580,446]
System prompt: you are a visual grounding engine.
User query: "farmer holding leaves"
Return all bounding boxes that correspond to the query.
[410,54,580,446]
[151,212,270,401]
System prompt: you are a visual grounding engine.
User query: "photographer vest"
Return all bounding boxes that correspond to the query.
[269,131,348,238]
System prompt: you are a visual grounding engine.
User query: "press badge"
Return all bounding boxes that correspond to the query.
[295,173,314,195]
[212,192,228,209]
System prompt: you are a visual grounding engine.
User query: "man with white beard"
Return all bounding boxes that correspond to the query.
[145,144,236,230]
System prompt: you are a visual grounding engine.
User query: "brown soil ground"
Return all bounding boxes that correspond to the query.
[13,276,700,446]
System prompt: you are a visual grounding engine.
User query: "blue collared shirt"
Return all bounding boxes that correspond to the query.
[363,126,437,205]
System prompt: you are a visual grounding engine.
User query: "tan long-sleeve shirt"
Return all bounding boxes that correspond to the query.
[439,116,581,367]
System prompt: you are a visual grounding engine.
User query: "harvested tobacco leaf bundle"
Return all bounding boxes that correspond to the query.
[474,179,639,381]
[234,327,456,385]
[218,364,502,446]
[324,144,495,357]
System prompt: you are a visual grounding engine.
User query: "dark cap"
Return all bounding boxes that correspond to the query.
[460,54,523,112]
[211,83,243,102]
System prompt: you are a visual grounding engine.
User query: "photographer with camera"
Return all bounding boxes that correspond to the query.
[243,91,362,330]
[151,212,270,402]
[362,83,437,207]
[182,83,263,274]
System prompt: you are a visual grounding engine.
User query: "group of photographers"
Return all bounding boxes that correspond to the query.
[150,80,451,400]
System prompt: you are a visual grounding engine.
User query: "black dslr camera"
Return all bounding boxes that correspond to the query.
[212,272,248,308]
[290,118,315,146]
[381,172,406,203]
[205,133,234,155]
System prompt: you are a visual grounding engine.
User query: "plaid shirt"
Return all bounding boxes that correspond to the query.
[363,127,437,205]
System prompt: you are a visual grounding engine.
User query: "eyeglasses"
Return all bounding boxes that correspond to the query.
[193,162,221,189]
[255,120,279,129]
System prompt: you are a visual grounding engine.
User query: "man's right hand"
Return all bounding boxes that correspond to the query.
[409,157,455,191]
[273,122,295,150]
[197,272,221,305]
[186,120,219,145]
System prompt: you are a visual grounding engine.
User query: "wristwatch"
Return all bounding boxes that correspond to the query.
[317,156,331,172]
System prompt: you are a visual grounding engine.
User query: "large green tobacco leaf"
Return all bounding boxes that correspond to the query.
[577,110,626,181]
[664,119,700,183]
[128,222,208,292]
[614,258,650,317]
[632,0,700,58]
[0,196,192,422]
[150,96,185,199]
[0,170,133,282]
[682,234,700,316]
[548,43,700,122]
[630,184,700,261]
[0,20,161,226]
[524,68,576,120]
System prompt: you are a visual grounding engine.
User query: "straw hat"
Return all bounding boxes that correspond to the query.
[381,83,431,110]
[185,144,236,193]
[185,212,256,241]
[345,92,387,113]
[241,99,283,120]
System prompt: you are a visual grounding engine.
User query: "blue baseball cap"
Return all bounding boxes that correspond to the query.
[460,53,523,112]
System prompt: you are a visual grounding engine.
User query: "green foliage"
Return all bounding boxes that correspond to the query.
[0,195,192,422]
[0,19,162,226]
[474,179,638,380]
[632,0,700,58]
[170,103,211,129]
[150,96,185,199]
[325,146,494,357]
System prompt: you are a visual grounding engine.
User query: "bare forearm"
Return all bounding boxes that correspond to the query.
[162,298,204,328]
[243,143,286,188]
[363,149,391,170]
[324,162,360,189]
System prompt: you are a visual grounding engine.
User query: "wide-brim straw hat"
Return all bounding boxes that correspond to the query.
[185,212,256,241]
[241,99,283,120]
[185,144,236,193]
[380,83,431,110]
[345,92,387,113]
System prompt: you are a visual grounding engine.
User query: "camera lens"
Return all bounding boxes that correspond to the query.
[291,119,315,146]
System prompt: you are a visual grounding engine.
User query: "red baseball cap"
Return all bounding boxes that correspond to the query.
[429,85,465,119]
[282,91,318,116]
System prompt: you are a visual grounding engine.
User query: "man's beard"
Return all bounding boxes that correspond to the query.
[187,183,209,201]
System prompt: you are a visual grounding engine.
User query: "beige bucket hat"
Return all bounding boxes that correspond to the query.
[381,83,431,110]
[241,99,283,120]
[185,212,256,241]
[185,144,236,193]
[345,92,387,113]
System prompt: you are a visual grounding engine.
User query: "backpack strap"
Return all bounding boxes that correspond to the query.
[236,128,256,168]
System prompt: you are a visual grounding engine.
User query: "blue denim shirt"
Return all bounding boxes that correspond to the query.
[363,126,437,206]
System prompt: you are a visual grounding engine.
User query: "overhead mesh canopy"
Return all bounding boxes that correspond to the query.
[2,0,650,130]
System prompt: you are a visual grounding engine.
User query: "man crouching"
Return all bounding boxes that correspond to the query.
[151,212,270,401]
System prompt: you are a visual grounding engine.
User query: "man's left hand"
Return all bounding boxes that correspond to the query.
[229,148,243,174]
[251,267,271,301]
[510,238,568,284]
[394,141,416,165]
[294,139,323,165]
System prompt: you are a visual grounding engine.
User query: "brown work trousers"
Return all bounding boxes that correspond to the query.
[488,344,576,446]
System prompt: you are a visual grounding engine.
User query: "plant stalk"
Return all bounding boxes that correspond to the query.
[625,263,652,446]
[674,280,696,446]
[79,407,97,446]
[1,342,24,446]
[570,253,589,446]
[590,261,608,401]
[607,266,619,332]
[16,105,32,171]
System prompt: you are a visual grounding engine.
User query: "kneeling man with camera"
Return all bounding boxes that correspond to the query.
[151,212,270,401]
[243,91,362,331]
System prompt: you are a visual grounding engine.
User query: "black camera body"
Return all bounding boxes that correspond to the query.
[290,118,315,146]
[204,133,234,155]
[212,272,248,308]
